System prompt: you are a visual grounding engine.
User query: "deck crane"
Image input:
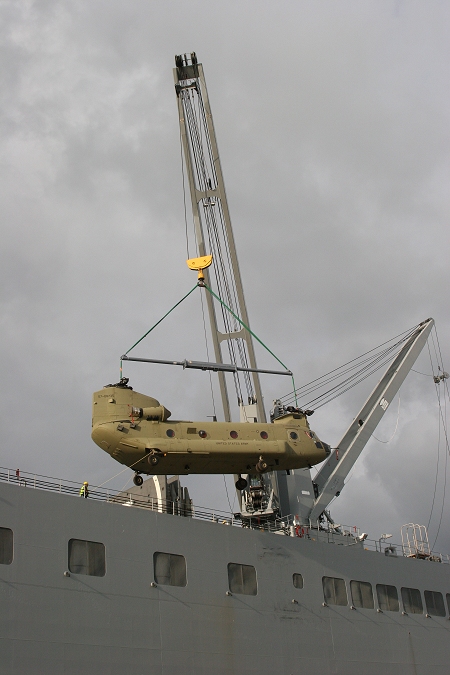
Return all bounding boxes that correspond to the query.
[173,53,294,506]
[174,53,264,426]
[280,318,435,525]
[173,54,436,526]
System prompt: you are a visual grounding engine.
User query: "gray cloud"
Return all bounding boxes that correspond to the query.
[1,1,449,550]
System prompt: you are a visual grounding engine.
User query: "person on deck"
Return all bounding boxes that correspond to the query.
[79,482,89,498]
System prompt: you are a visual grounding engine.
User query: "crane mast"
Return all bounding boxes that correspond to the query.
[173,54,435,527]
[174,53,266,424]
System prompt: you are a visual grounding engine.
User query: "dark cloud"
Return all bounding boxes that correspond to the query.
[1,1,449,550]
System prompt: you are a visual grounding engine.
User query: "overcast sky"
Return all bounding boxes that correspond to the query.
[1,1,449,551]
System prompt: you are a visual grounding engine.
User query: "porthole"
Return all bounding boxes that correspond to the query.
[260,431,268,440]
[198,430,207,439]
[166,429,175,438]
[230,430,238,439]
[289,431,298,440]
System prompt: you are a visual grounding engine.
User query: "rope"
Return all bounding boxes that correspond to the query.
[372,396,401,443]
[223,474,233,512]
[97,456,145,487]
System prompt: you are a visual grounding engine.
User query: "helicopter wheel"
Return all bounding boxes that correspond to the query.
[235,476,248,490]
[148,455,160,467]
[256,459,268,473]
[133,474,144,486]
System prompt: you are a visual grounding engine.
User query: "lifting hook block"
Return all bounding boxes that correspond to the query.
[187,255,213,282]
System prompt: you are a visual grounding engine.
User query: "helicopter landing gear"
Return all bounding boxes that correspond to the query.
[147,450,160,467]
[133,473,144,486]
[256,457,268,474]
[235,476,248,491]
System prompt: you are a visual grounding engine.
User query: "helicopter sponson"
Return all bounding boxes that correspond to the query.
[91,386,331,476]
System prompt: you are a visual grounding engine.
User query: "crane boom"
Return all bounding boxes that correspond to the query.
[308,318,434,522]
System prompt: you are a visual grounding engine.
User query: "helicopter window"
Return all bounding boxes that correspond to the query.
[230,431,238,439]
[260,431,268,439]
[166,429,175,438]
[293,573,303,589]
[154,552,187,587]
[0,528,13,565]
[289,432,298,440]
[198,430,207,439]
[322,577,347,606]
[228,563,257,595]
[424,590,446,617]
[446,594,450,615]
[68,539,105,577]
[376,584,399,611]
[350,580,374,609]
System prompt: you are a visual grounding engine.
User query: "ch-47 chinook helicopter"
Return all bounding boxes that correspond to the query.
[91,379,330,489]
[91,251,330,489]
[91,254,331,489]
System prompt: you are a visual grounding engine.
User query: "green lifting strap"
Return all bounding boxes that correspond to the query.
[119,284,198,379]
[119,281,298,406]
[203,283,298,405]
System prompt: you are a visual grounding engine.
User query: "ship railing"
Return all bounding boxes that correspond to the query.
[282,515,450,563]
[2,467,449,561]
[350,536,450,563]
[0,466,240,527]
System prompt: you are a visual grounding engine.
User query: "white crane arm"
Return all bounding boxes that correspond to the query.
[308,318,434,523]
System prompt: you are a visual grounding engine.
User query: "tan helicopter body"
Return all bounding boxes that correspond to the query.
[92,384,330,484]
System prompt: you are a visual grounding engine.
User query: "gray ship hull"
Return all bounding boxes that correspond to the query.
[1,479,450,674]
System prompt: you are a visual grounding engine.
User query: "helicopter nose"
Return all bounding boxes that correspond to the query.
[91,424,113,451]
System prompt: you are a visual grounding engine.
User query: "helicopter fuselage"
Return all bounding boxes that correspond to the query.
[92,386,329,476]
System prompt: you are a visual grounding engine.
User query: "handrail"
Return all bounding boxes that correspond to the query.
[1,466,448,561]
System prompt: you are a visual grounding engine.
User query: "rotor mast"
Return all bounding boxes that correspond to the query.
[174,53,266,423]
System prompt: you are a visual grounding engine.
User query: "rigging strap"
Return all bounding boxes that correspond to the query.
[203,283,297,401]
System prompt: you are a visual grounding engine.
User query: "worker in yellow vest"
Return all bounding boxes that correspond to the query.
[79,481,89,498]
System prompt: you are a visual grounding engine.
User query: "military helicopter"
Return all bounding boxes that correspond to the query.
[91,378,330,488]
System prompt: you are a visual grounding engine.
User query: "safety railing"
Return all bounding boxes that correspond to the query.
[1,466,448,562]
[0,467,234,526]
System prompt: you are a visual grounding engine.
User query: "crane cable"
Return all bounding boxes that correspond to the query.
[203,283,297,400]
[427,326,450,551]
[279,324,420,410]
[372,395,401,443]
[187,84,254,397]
[181,88,248,404]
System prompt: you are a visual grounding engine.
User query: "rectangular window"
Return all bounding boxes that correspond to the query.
[154,552,187,587]
[322,577,347,606]
[293,573,303,589]
[424,590,446,617]
[447,594,450,615]
[376,584,399,612]
[350,580,374,609]
[0,528,13,565]
[401,587,423,614]
[68,539,105,577]
[228,563,257,595]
